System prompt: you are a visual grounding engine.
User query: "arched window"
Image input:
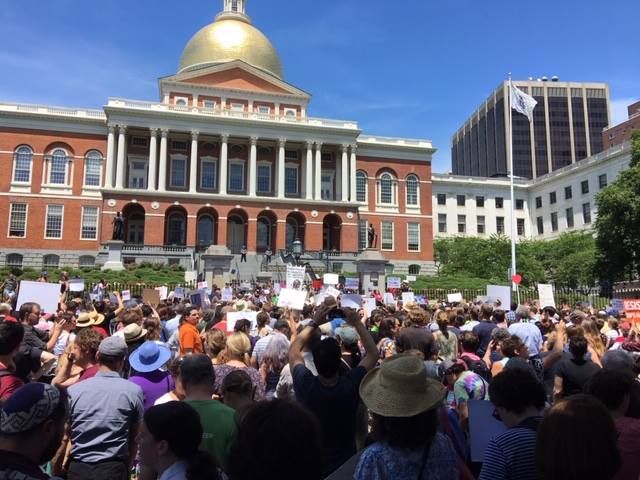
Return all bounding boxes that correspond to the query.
[378,173,396,205]
[5,253,23,269]
[79,255,95,267]
[166,212,186,245]
[13,146,33,183]
[175,98,187,107]
[406,174,419,207]
[43,254,60,269]
[408,264,421,275]
[49,149,67,184]
[84,151,102,187]
[197,215,216,246]
[356,171,368,203]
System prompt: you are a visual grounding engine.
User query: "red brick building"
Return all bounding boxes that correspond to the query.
[0,1,434,277]
[603,100,640,149]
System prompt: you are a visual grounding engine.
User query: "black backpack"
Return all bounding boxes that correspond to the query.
[460,355,492,382]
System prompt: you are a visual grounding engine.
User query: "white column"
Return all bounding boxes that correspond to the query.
[219,134,229,195]
[275,103,281,118]
[115,125,127,189]
[249,136,258,197]
[158,129,168,192]
[148,129,158,191]
[105,125,116,188]
[305,141,313,200]
[277,138,286,199]
[314,142,323,200]
[349,144,357,202]
[341,144,349,201]
[189,131,199,193]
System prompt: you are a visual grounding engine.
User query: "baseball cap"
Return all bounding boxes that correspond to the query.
[98,336,128,357]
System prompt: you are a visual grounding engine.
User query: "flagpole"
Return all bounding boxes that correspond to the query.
[508,74,518,302]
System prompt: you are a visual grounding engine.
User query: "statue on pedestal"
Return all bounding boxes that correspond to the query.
[367,223,377,249]
[112,212,124,241]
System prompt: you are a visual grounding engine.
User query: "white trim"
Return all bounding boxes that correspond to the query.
[11,145,33,185]
[80,206,100,241]
[169,154,188,188]
[200,156,218,190]
[174,96,189,107]
[228,158,246,192]
[0,192,101,201]
[7,202,28,238]
[83,150,104,188]
[356,170,368,203]
[47,148,71,186]
[256,160,273,194]
[407,222,421,252]
[380,220,395,251]
[44,204,64,240]
[377,173,398,206]
[405,174,420,208]
[357,211,432,219]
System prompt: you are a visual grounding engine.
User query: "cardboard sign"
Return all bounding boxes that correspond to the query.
[173,287,185,300]
[623,299,640,322]
[69,279,85,292]
[486,285,511,308]
[386,277,401,289]
[468,399,508,462]
[16,280,60,314]
[402,292,415,304]
[277,288,307,310]
[364,298,378,313]
[323,273,339,285]
[226,311,258,332]
[538,284,556,308]
[383,292,396,306]
[406,275,417,282]
[286,266,306,290]
[197,281,208,290]
[221,288,233,302]
[341,294,362,310]
[121,290,131,301]
[344,278,360,290]
[142,288,161,306]
[447,292,463,303]
[155,286,168,301]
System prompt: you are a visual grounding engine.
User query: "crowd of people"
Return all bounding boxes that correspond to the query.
[0,274,639,479]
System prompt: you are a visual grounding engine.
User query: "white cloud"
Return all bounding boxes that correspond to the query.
[610,97,638,126]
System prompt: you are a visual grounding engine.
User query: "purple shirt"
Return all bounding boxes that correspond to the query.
[129,370,175,410]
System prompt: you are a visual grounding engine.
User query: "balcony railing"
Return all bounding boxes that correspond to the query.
[99,244,191,254]
[0,102,105,120]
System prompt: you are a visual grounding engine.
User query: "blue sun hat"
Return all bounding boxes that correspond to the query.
[129,341,171,373]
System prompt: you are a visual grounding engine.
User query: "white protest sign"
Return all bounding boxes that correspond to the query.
[221,288,233,302]
[448,292,463,303]
[344,278,360,290]
[197,281,208,290]
[486,285,511,308]
[69,279,85,292]
[364,298,378,313]
[16,281,60,314]
[314,291,329,306]
[121,290,131,301]
[402,292,415,304]
[277,288,307,310]
[406,275,417,282]
[155,286,168,301]
[326,286,341,299]
[286,266,306,290]
[341,294,362,310]
[386,277,401,289]
[538,284,556,308]
[323,273,339,285]
[384,292,396,306]
[226,311,259,333]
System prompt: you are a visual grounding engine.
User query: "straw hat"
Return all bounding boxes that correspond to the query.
[123,323,147,344]
[89,310,105,325]
[76,312,95,328]
[359,355,445,417]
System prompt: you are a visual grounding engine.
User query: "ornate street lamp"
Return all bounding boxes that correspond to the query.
[292,239,303,266]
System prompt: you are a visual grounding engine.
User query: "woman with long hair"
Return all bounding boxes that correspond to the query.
[213,332,265,400]
[376,317,399,361]
[205,328,227,365]
[581,318,605,366]
[433,311,458,361]
[259,333,290,399]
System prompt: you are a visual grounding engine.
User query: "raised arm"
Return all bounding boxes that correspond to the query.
[345,308,378,371]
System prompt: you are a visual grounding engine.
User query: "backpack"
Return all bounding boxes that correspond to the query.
[460,355,492,382]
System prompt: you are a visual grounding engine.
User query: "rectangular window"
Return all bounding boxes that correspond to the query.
[438,214,447,233]
[581,180,589,194]
[257,105,270,115]
[8,203,27,238]
[583,203,591,224]
[535,196,542,209]
[515,199,524,210]
[408,223,420,252]
[457,195,465,206]
[45,205,63,239]
[229,162,245,192]
[257,163,272,194]
[356,174,367,203]
[599,174,607,189]
[170,157,186,187]
[49,155,67,184]
[477,215,485,234]
[285,165,298,195]
[565,186,572,199]
[476,196,485,208]
[517,218,525,236]
[458,215,466,234]
[537,216,544,235]
[495,197,504,209]
[550,191,557,204]
[551,212,558,232]
[84,157,101,187]
[131,137,148,147]
[437,193,446,205]
[496,216,505,234]
[381,221,394,250]
[128,159,147,189]
[566,207,574,228]
[231,103,244,112]
[203,100,216,110]
[171,141,188,151]
[358,220,368,250]
[81,206,98,240]
[201,159,217,190]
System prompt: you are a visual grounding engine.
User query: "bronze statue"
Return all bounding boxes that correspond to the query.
[367,223,377,248]
[112,212,124,241]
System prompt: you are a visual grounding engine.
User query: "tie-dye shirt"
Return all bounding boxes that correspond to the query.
[453,370,490,405]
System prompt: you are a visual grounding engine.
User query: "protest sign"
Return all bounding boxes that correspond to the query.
[447,292,463,303]
[341,294,362,310]
[16,281,60,314]
[538,284,556,308]
[286,266,306,290]
[415,295,428,305]
[273,283,282,295]
[312,279,323,290]
[314,291,329,306]
[323,273,339,285]
[121,290,131,301]
[364,298,378,313]
[277,289,307,310]
[386,277,401,289]
[173,287,185,300]
[189,292,203,306]
[406,275,417,282]
[197,281,208,290]
[612,298,624,313]
[221,287,233,302]
[326,286,341,299]
[402,292,415,304]
[383,292,396,306]
[68,279,85,292]
[486,285,511,308]
[344,278,360,290]
[623,300,640,322]
[240,282,252,291]
[142,288,161,306]
[226,311,259,332]
[155,286,168,301]
[468,399,508,462]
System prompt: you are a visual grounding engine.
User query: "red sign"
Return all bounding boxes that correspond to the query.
[512,274,522,285]
[623,299,640,322]
[312,280,323,290]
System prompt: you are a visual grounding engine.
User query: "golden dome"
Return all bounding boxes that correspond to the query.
[179,14,283,79]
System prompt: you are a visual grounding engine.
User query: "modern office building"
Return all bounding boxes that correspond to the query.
[603,100,640,149]
[451,79,610,179]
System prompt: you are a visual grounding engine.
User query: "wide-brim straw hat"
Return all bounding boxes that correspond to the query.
[76,312,95,328]
[359,355,446,417]
[123,323,147,344]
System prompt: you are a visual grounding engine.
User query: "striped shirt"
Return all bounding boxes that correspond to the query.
[478,417,541,480]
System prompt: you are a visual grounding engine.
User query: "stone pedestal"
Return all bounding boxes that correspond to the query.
[356,249,388,293]
[256,271,273,282]
[102,240,125,271]
[201,245,234,287]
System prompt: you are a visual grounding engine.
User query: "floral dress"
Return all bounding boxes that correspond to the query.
[377,337,397,361]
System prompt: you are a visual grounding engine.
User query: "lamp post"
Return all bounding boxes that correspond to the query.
[292,239,303,266]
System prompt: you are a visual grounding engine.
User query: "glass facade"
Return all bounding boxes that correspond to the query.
[548,88,572,170]
[571,89,588,160]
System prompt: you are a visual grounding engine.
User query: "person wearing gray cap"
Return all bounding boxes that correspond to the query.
[67,336,144,479]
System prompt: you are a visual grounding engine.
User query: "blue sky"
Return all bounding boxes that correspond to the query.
[0,0,638,172]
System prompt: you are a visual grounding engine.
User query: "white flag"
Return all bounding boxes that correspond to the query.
[510,83,537,122]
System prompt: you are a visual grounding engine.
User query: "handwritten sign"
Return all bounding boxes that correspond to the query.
[142,288,161,306]
[221,288,233,302]
[383,292,396,306]
[277,288,307,310]
[623,299,640,322]
[226,311,259,332]
[387,277,401,289]
[121,290,131,301]
[344,278,360,290]
[402,292,415,304]
[447,292,463,303]
[286,265,306,290]
[323,273,339,285]
[537,284,556,308]
[197,281,208,290]
[69,279,85,292]
[155,286,168,301]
